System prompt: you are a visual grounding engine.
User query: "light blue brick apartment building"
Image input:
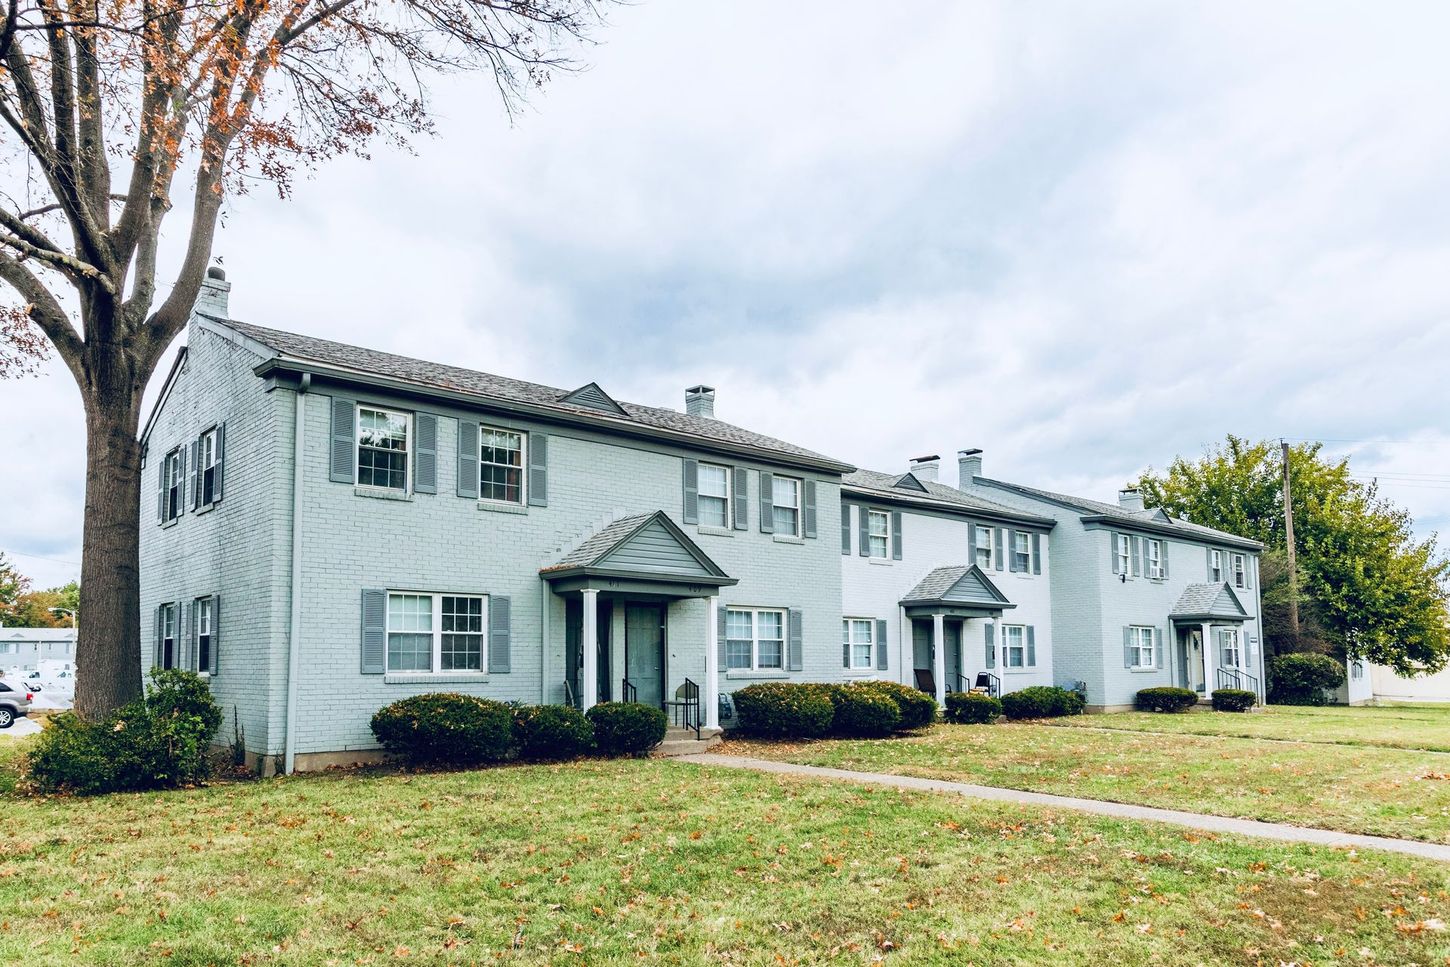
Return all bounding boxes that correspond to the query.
[139,271,1264,770]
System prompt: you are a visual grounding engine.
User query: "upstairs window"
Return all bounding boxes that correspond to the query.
[867,510,890,558]
[1209,549,1223,582]
[198,426,221,506]
[725,607,785,671]
[843,618,874,670]
[771,477,801,537]
[1232,554,1247,589]
[162,448,183,523]
[357,407,410,491]
[1146,539,1164,580]
[1013,531,1032,572]
[479,427,524,504]
[698,463,730,528]
[975,525,994,569]
[1115,533,1131,575]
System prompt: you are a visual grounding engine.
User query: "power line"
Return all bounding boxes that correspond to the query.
[2,550,81,567]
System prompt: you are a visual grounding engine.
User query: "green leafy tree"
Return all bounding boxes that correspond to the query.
[0,551,29,623]
[1136,436,1450,676]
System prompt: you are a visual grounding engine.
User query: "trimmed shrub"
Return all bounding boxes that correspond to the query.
[732,682,834,739]
[1000,685,1085,720]
[1267,653,1345,706]
[370,693,515,765]
[1212,688,1257,713]
[28,669,223,795]
[944,691,1002,725]
[1135,686,1199,714]
[855,680,937,730]
[513,704,594,761]
[586,702,667,757]
[827,685,901,737]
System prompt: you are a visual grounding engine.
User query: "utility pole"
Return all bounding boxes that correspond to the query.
[1281,439,1300,643]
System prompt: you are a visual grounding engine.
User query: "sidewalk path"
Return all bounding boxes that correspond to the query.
[676,753,1450,863]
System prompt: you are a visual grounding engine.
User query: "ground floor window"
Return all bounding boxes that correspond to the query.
[1217,628,1241,669]
[1128,625,1155,669]
[195,595,215,672]
[387,592,486,673]
[726,607,784,671]
[1002,624,1027,668]
[158,602,177,669]
[842,618,874,670]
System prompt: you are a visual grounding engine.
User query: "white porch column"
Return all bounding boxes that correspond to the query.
[704,595,720,730]
[932,613,947,705]
[581,589,599,712]
[1200,621,1213,694]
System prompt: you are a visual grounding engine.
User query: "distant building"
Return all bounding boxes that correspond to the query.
[0,627,77,674]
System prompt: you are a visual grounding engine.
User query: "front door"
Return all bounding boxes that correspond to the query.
[944,621,963,692]
[625,603,666,708]
[1180,627,1204,694]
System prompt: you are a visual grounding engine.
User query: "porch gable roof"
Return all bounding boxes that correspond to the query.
[541,511,737,594]
[900,565,1015,616]
[1170,582,1249,622]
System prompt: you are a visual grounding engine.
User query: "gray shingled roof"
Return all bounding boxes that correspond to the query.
[843,469,1057,526]
[225,320,851,470]
[1170,583,1248,619]
[976,478,1261,549]
[544,513,655,572]
[902,565,1011,606]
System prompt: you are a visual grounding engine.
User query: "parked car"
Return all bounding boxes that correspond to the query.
[0,681,33,728]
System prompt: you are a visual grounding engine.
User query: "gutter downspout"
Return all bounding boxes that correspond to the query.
[283,374,310,774]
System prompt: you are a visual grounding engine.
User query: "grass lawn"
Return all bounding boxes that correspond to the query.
[722,722,1450,844]
[1046,703,1450,753]
[0,740,1446,964]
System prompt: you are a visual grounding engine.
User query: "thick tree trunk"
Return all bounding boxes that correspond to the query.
[73,358,146,719]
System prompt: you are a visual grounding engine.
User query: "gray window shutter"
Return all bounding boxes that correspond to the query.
[1130,536,1142,577]
[858,505,870,557]
[732,467,748,530]
[994,528,1005,571]
[804,480,818,538]
[984,623,995,669]
[527,432,548,506]
[1026,626,1036,667]
[1205,546,1213,578]
[842,626,850,668]
[329,397,355,483]
[188,599,198,671]
[841,503,851,555]
[717,605,728,667]
[875,619,888,670]
[1122,626,1133,668]
[891,511,903,560]
[414,413,438,494]
[153,604,163,668]
[787,608,803,671]
[681,459,698,524]
[1160,541,1169,579]
[188,440,200,510]
[1155,628,1165,670]
[1112,532,1122,573]
[489,595,511,673]
[1008,530,1019,572]
[456,421,478,499]
[210,595,221,676]
[1032,533,1042,575]
[967,522,977,564]
[213,422,226,503]
[156,454,166,523]
[758,472,774,533]
[361,589,386,674]
[178,446,190,516]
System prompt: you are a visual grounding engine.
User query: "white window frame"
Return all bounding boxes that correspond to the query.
[725,607,786,672]
[385,591,489,675]
[1146,539,1164,580]
[975,525,994,569]
[163,447,183,522]
[356,405,412,493]
[478,425,526,506]
[1002,624,1028,668]
[1115,533,1131,574]
[1128,625,1156,669]
[198,426,220,507]
[697,462,731,528]
[866,510,890,559]
[195,595,214,673]
[1013,531,1032,572]
[1217,628,1241,669]
[771,476,802,538]
[1231,553,1247,589]
[158,602,178,669]
[842,618,875,670]
[1351,660,1364,680]
[1209,549,1223,583]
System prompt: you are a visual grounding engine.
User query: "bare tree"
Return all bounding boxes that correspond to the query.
[0,0,604,717]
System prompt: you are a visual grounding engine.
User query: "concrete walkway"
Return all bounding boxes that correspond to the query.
[676,753,1450,863]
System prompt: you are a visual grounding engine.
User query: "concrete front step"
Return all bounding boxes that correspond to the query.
[651,726,723,758]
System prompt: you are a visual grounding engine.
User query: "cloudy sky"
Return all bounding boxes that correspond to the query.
[4,1,1449,588]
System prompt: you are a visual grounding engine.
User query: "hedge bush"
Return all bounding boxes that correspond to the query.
[1212,688,1257,713]
[732,682,835,739]
[28,669,223,795]
[513,704,594,761]
[586,702,667,757]
[827,685,901,737]
[944,691,1002,724]
[1267,653,1345,706]
[854,680,937,730]
[999,685,1085,720]
[1135,686,1199,714]
[370,693,515,764]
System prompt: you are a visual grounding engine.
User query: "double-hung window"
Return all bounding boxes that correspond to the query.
[975,525,994,569]
[1002,625,1027,668]
[198,427,220,506]
[867,510,890,558]
[725,607,785,671]
[1218,628,1241,669]
[1115,533,1131,574]
[1209,549,1223,582]
[1128,625,1155,669]
[386,592,487,673]
[158,602,177,669]
[842,618,874,670]
[1146,539,1164,580]
[479,427,524,504]
[1013,531,1032,572]
[771,476,802,537]
[1232,554,1247,589]
[162,448,183,522]
[357,406,410,491]
[698,463,730,527]
[195,596,215,672]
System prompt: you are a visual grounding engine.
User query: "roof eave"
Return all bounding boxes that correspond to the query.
[539,565,738,588]
[840,485,1056,528]
[1079,514,1263,550]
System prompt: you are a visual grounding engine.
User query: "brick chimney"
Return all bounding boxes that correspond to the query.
[958,448,983,485]
[195,265,230,320]
[685,385,715,419]
[908,454,940,483]
[1118,487,1144,512]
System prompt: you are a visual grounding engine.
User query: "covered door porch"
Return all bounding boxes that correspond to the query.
[900,565,1015,704]
[1169,582,1259,700]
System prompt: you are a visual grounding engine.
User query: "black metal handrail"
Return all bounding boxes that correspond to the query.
[951,673,970,695]
[621,677,638,704]
[668,678,702,739]
[563,679,577,709]
[1215,667,1243,691]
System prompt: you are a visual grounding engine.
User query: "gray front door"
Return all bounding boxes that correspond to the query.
[625,603,665,708]
[945,622,963,692]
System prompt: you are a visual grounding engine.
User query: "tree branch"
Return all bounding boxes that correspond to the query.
[0,249,83,378]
